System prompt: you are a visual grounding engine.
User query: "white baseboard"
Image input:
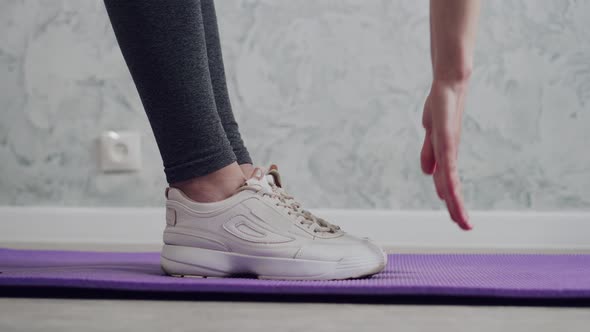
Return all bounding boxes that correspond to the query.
[0,207,589,250]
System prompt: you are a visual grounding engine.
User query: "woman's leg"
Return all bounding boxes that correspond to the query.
[200,0,254,177]
[103,0,245,201]
[103,0,386,280]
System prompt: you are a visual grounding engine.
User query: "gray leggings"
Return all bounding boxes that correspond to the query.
[104,0,252,183]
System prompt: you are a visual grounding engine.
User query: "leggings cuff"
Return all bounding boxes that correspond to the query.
[234,148,253,166]
[164,150,237,184]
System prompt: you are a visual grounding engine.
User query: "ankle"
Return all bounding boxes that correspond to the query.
[170,162,246,203]
[239,163,255,178]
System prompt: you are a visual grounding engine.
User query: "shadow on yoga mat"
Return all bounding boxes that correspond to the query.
[1,248,590,306]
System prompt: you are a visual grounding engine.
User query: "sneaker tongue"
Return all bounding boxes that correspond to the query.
[246,167,273,192]
[266,164,283,188]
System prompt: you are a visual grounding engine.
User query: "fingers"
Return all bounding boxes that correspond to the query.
[431,127,471,230]
[439,155,471,230]
[433,167,445,200]
[432,103,471,230]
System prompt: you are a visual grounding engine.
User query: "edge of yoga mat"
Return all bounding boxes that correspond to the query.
[4,286,590,307]
[1,248,590,304]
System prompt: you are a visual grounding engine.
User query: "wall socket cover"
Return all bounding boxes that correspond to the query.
[99,131,141,172]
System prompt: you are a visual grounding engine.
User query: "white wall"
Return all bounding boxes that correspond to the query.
[1,0,589,210]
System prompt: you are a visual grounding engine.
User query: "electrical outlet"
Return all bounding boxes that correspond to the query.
[99,131,141,172]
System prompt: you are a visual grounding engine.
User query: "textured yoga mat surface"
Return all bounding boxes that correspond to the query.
[1,248,589,300]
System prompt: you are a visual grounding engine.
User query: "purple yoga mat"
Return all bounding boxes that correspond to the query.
[1,248,589,299]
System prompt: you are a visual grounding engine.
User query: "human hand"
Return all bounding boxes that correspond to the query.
[421,81,472,231]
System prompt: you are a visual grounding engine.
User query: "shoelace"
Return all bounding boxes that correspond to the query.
[238,183,339,234]
[268,183,341,234]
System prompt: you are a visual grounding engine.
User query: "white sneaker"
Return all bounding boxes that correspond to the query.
[160,166,387,280]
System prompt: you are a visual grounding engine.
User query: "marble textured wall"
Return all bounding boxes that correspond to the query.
[0,0,589,209]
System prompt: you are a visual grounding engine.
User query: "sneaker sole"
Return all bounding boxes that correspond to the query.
[160,244,386,280]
